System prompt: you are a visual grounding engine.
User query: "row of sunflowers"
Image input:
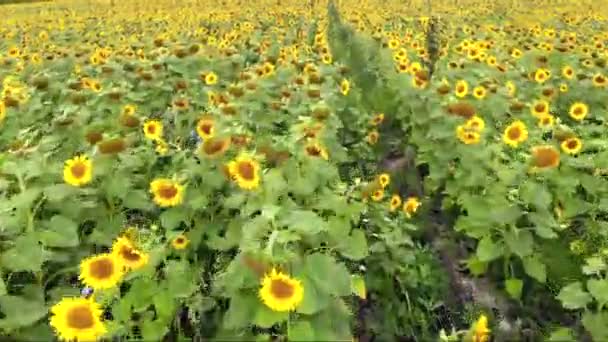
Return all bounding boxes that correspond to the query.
[1,0,608,340]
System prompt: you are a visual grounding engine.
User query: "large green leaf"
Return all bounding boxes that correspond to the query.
[557,282,592,310]
[38,215,79,248]
[523,255,547,283]
[582,311,608,342]
[0,295,48,329]
[476,236,504,262]
[0,233,45,272]
[338,229,368,260]
[303,253,350,296]
[279,210,327,235]
[587,279,608,309]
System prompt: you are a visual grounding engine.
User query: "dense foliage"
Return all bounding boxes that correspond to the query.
[1,0,608,341]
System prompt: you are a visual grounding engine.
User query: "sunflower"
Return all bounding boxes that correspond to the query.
[371,189,384,202]
[171,234,190,250]
[366,130,379,145]
[370,113,385,126]
[63,155,93,187]
[454,80,468,98]
[378,173,390,188]
[205,71,218,85]
[592,73,607,87]
[530,100,550,117]
[79,253,124,290]
[111,237,148,271]
[149,178,185,207]
[172,98,189,111]
[505,81,516,97]
[562,65,574,79]
[531,145,560,170]
[561,137,582,155]
[227,154,261,190]
[49,297,106,342]
[0,100,6,122]
[196,116,215,139]
[304,142,329,160]
[122,104,136,116]
[340,79,350,95]
[537,114,555,128]
[143,120,163,141]
[559,83,568,93]
[200,136,231,158]
[503,121,528,147]
[533,68,550,83]
[155,139,169,156]
[259,268,304,312]
[389,194,402,212]
[456,125,481,145]
[471,314,491,342]
[403,196,421,218]
[472,86,486,99]
[569,102,588,121]
[465,116,485,131]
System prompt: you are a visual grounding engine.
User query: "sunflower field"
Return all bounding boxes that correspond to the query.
[1,0,608,340]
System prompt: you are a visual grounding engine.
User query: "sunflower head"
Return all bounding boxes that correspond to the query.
[403,196,421,218]
[63,155,93,187]
[502,120,528,147]
[196,116,215,139]
[366,130,379,145]
[49,297,106,342]
[259,268,304,312]
[531,100,549,117]
[561,137,582,155]
[454,80,468,98]
[204,71,218,85]
[200,136,231,158]
[149,178,185,207]
[340,79,350,95]
[143,120,163,141]
[111,237,149,271]
[227,154,261,190]
[377,173,390,188]
[537,114,555,128]
[304,142,329,160]
[172,234,190,250]
[371,189,384,202]
[389,194,402,212]
[79,253,124,290]
[531,145,560,170]
[569,102,588,121]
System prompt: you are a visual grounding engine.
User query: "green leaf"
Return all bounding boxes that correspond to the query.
[39,215,79,248]
[296,276,328,315]
[351,275,366,299]
[557,282,592,310]
[153,290,176,320]
[289,321,315,341]
[141,319,169,341]
[582,257,606,276]
[582,311,608,342]
[165,261,196,298]
[338,229,368,261]
[0,295,47,329]
[44,183,76,202]
[523,256,546,283]
[279,210,327,235]
[123,190,153,210]
[253,304,288,328]
[548,328,575,342]
[476,236,503,262]
[520,181,552,209]
[160,207,185,230]
[304,253,350,296]
[223,293,258,330]
[503,229,533,258]
[466,256,488,276]
[0,234,45,272]
[587,279,608,308]
[505,278,523,300]
[11,188,42,211]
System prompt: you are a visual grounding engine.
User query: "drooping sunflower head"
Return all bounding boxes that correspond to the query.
[172,234,190,250]
[366,130,379,145]
[79,253,124,290]
[569,102,588,121]
[502,120,528,147]
[561,137,582,155]
[530,100,550,117]
[403,196,421,218]
[259,268,304,312]
[340,79,350,95]
[49,297,106,342]
[454,80,469,98]
[111,237,148,271]
[143,120,163,141]
[227,154,261,190]
[370,113,385,126]
[149,178,185,207]
[199,136,231,158]
[63,155,93,187]
[537,114,555,128]
[304,142,329,160]
[196,116,215,139]
[389,194,402,212]
[531,145,560,170]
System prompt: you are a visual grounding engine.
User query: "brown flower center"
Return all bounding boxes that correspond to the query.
[567,139,579,149]
[67,305,95,329]
[534,103,546,113]
[507,126,521,140]
[305,145,322,157]
[533,147,560,168]
[146,125,156,134]
[120,246,141,262]
[70,162,87,179]
[175,237,185,244]
[158,184,178,199]
[203,138,228,155]
[573,107,583,115]
[270,278,294,299]
[200,122,213,135]
[89,258,114,279]
[237,161,255,180]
